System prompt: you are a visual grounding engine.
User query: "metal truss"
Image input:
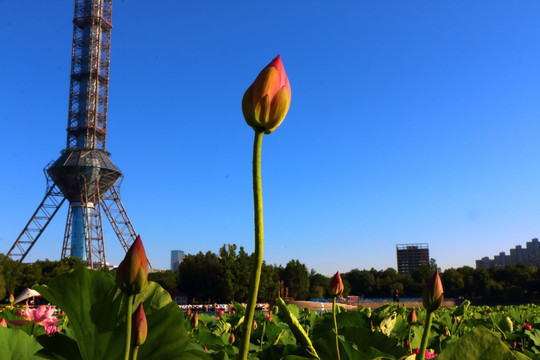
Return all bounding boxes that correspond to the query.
[67,0,112,151]
[101,179,152,269]
[7,166,66,262]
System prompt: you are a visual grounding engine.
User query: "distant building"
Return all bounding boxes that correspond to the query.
[476,238,540,269]
[170,292,188,305]
[171,250,185,271]
[396,243,429,274]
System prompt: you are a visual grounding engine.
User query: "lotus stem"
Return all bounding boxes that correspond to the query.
[131,346,139,360]
[124,295,134,360]
[239,130,265,360]
[333,297,341,360]
[418,310,434,360]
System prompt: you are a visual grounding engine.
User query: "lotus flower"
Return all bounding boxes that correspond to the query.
[9,293,14,305]
[11,302,58,329]
[45,325,58,335]
[242,55,291,134]
[411,348,438,358]
[0,318,6,327]
[329,271,344,297]
[132,303,148,346]
[229,333,236,344]
[524,323,532,330]
[116,235,148,295]
[422,270,444,312]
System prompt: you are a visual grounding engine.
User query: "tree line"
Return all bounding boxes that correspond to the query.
[1,244,540,304]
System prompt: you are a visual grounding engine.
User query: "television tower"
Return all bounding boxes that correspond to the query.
[7,0,141,268]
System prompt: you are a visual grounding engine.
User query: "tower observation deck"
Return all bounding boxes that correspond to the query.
[7,0,144,268]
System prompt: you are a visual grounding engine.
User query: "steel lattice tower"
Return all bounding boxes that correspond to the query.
[7,0,143,268]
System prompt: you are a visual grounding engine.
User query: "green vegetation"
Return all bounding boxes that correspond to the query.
[2,246,540,305]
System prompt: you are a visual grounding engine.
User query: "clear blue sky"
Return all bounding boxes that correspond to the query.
[1,1,539,276]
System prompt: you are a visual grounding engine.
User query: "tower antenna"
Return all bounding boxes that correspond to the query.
[7,0,146,269]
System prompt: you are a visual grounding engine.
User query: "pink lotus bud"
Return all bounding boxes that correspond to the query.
[192,312,199,328]
[0,318,6,327]
[242,55,291,134]
[9,294,14,305]
[329,271,344,297]
[186,308,192,316]
[524,324,532,330]
[407,309,417,324]
[229,333,235,344]
[132,303,148,346]
[45,326,57,335]
[116,235,148,295]
[422,270,444,312]
[217,309,224,318]
[253,320,257,330]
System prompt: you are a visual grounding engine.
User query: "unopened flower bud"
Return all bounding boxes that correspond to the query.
[9,294,14,305]
[407,308,417,324]
[422,270,444,312]
[443,326,450,336]
[192,312,199,328]
[116,235,148,295]
[242,55,291,134]
[329,271,344,297]
[253,320,257,330]
[0,318,6,327]
[132,303,147,347]
[229,333,235,344]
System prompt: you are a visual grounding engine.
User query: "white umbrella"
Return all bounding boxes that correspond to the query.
[13,288,41,304]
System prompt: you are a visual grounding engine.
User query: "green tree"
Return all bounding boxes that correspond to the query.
[148,270,178,293]
[282,260,310,300]
[309,270,330,299]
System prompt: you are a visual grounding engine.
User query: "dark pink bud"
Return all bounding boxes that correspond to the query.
[132,303,147,346]
[422,270,444,312]
[116,236,148,295]
[329,271,344,297]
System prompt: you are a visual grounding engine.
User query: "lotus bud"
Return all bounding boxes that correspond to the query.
[443,326,450,336]
[132,303,148,347]
[116,235,148,295]
[229,333,235,344]
[0,318,6,327]
[407,308,417,325]
[186,308,192,316]
[242,55,291,134]
[192,312,199,328]
[422,270,444,312]
[9,294,14,305]
[524,324,532,330]
[253,320,257,330]
[329,271,344,297]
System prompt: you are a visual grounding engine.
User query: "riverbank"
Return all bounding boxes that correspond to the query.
[288,299,457,311]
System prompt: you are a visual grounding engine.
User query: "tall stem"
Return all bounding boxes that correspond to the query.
[333,297,341,360]
[124,295,134,360]
[239,130,265,360]
[418,310,434,360]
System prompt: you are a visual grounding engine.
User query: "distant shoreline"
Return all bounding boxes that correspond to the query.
[287,299,458,311]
